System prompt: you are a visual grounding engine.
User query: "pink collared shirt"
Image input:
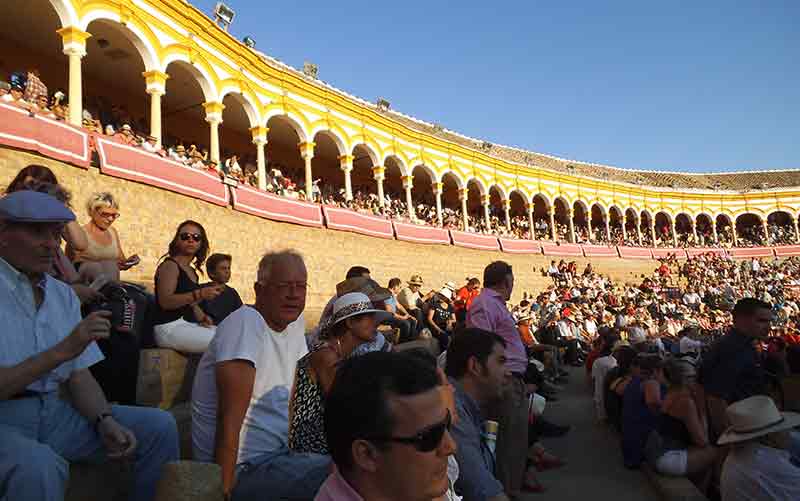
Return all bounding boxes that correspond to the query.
[466,288,527,374]
[315,466,364,501]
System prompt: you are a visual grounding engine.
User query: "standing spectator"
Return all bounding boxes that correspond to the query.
[467,261,535,496]
[0,190,179,501]
[318,351,456,501]
[592,335,621,421]
[152,220,222,353]
[192,251,330,500]
[22,68,47,104]
[201,253,243,325]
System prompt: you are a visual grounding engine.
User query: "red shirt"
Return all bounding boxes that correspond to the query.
[454,286,480,312]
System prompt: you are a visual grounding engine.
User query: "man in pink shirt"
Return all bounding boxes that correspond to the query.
[467,260,532,496]
[316,351,456,501]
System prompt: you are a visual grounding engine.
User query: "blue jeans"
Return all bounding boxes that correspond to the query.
[0,393,179,501]
[232,446,330,501]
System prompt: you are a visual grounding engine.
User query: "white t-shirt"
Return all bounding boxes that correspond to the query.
[592,355,617,420]
[191,306,307,464]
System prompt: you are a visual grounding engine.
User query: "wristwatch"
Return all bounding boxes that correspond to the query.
[94,411,113,431]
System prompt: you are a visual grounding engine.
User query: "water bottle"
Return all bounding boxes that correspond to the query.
[485,420,499,455]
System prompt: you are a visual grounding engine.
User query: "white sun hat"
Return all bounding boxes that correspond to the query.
[330,292,392,326]
[717,395,800,445]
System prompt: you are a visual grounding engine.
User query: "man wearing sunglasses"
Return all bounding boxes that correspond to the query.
[319,351,457,501]
[445,328,512,501]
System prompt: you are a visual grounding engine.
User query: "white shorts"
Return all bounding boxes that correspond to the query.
[654,449,688,476]
[154,318,215,353]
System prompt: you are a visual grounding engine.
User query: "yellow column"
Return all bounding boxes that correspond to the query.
[481,194,491,230]
[762,219,770,245]
[459,188,469,231]
[605,217,611,242]
[650,221,657,246]
[143,70,169,148]
[299,142,315,200]
[402,175,414,220]
[339,155,354,201]
[57,27,91,127]
[432,182,443,227]
[621,217,628,242]
[250,126,268,190]
[372,166,386,207]
[712,219,719,244]
[503,199,511,232]
[203,102,225,164]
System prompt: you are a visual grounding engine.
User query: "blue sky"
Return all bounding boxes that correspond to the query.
[194,0,798,173]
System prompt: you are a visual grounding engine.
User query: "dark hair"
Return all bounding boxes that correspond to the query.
[6,165,58,194]
[164,220,209,272]
[346,266,371,279]
[483,261,513,288]
[325,352,439,473]
[634,354,663,375]
[206,253,231,274]
[733,298,772,317]
[401,347,438,368]
[445,328,506,380]
[468,277,481,287]
[601,334,621,357]
[388,277,402,289]
[663,358,696,388]
[614,346,637,376]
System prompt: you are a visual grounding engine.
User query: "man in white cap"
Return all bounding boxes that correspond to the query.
[718,395,800,501]
[0,191,179,501]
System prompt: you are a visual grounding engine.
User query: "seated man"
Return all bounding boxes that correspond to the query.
[317,351,457,501]
[191,251,328,501]
[0,191,179,501]
[200,253,243,325]
[445,328,512,500]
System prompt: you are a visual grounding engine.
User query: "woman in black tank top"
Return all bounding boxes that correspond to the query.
[152,220,223,353]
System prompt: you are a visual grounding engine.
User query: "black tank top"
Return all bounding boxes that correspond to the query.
[153,257,200,325]
[657,412,692,449]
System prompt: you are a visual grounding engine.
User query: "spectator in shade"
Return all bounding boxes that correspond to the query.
[317,351,456,501]
[152,220,222,353]
[201,253,243,325]
[426,284,457,353]
[23,68,47,103]
[192,251,330,501]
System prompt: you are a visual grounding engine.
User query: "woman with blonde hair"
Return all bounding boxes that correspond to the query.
[67,191,139,282]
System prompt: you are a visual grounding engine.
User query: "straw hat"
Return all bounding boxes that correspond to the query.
[717,396,800,445]
[438,286,453,300]
[612,340,630,351]
[330,292,392,327]
[408,275,424,287]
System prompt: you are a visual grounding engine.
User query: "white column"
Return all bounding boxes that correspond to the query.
[712,219,719,244]
[762,219,770,245]
[250,126,268,190]
[482,195,491,230]
[503,199,511,232]
[373,166,386,207]
[527,204,535,240]
[58,27,91,127]
[605,217,611,242]
[299,142,315,201]
[621,217,628,241]
[460,188,469,230]
[672,222,678,247]
[794,218,799,244]
[636,219,642,246]
[203,102,225,165]
[340,155,354,201]
[650,222,657,246]
[549,208,556,241]
[143,70,169,148]
[692,221,699,245]
[402,176,414,220]
[433,182,443,227]
[568,210,575,243]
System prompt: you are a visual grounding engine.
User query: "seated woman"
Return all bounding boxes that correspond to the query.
[66,192,138,282]
[288,292,389,454]
[646,359,719,491]
[425,286,456,352]
[621,354,665,469]
[152,220,222,353]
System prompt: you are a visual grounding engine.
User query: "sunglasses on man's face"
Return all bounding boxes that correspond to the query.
[179,232,202,242]
[369,410,451,453]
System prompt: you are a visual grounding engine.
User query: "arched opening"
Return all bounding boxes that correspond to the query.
[384,156,408,219]
[219,92,256,183]
[264,115,304,198]
[655,212,674,247]
[609,207,623,245]
[590,203,606,243]
[488,185,506,235]
[695,214,714,246]
[310,131,344,204]
[411,165,435,224]
[767,211,795,245]
[509,191,529,238]
[466,179,486,233]
[736,213,764,247]
[640,211,654,247]
[625,208,639,245]
[351,143,378,203]
[441,172,462,230]
[716,215,734,246]
[163,61,212,160]
[554,198,570,242]
[532,195,551,240]
[674,213,694,247]
[573,201,589,243]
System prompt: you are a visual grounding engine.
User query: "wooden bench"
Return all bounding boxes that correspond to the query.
[642,464,708,501]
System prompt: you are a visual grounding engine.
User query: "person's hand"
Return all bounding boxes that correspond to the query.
[72,283,105,305]
[436,367,459,426]
[118,254,140,271]
[98,417,137,459]
[55,311,111,362]
[198,285,224,301]
[198,313,215,328]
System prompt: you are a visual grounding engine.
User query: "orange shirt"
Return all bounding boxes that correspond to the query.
[454,286,480,312]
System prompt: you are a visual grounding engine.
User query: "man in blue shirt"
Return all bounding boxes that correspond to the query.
[445,327,512,501]
[0,190,178,501]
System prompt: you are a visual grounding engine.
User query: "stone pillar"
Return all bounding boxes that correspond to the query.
[794,218,799,244]
[621,218,628,242]
[503,199,511,232]
[250,126,268,190]
[672,222,678,247]
[402,176,414,220]
[549,208,556,241]
[527,204,535,240]
[339,155,354,201]
[650,221,657,246]
[432,182,444,227]
[58,27,91,127]
[692,221,699,245]
[202,102,225,164]
[299,142,315,201]
[636,219,642,246]
[372,166,385,207]
[712,220,719,244]
[567,209,575,243]
[143,70,169,147]
[605,217,611,242]
[481,194,491,230]
[732,224,739,247]
[459,188,469,231]
[762,219,770,245]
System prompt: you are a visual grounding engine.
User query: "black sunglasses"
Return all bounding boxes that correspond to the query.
[179,232,202,242]
[368,410,451,452]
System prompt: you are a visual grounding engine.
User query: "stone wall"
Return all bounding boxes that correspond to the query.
[0,147,658,323]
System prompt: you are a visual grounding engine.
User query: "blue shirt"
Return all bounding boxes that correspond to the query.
[0,257,103,392]
[700,329,764,403]
[449,378,504,501]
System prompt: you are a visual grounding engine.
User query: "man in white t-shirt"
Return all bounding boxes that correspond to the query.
[191,251,329,501]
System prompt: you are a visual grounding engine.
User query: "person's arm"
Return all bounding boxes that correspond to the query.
[215,360,256,497]
[427,308,443,334]
[63,221,88,252]
[680,398,709,447]
[310,347,342,396]
[643,380,662,412]
[156,260,221,310]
